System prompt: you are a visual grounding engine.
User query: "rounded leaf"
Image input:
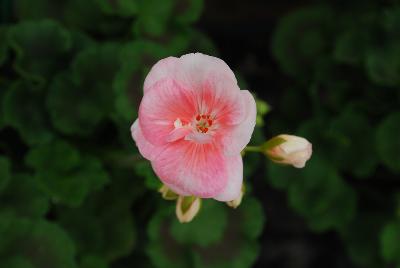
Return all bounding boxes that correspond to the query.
[376,112,400,173]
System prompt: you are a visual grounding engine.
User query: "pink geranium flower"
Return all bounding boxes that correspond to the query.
[131,53,256,201]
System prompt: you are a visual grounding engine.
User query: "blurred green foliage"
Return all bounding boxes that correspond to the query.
[1,0,400,267]
[269,1,400,268]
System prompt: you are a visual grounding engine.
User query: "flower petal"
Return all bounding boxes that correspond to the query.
[176,53,237,91]
[151,140,228,198]
[131,119,165,161]
[202,76,245,125]
[144,56,179,93]
[166,127,192,142]
[143,53,237,96]
[214,155,243,201]
[139,79,196,146]
[220,90,257,156]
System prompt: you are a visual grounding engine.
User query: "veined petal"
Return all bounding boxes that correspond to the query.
[201,77,245,125]
[144,57,179,94]
[151,140,228,198]
[131,119,165,161]
[220,90,257,156]
[214,155,243,201]
[139,79,196,146]
[176,53,237,92]
[185,132,213,144]
[166,127,192,142]
[143,53,237,96]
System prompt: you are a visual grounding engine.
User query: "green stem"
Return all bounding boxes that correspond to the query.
[244,145,263,153]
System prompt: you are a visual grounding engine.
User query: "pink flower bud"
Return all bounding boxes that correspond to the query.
[265,134,312,168]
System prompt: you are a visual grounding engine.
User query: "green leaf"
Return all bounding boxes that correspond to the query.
[46,44,119,136]
[287,156,357,232]
[328,107,377,178]
[0,256,35,268]
[22,220,78,268]
[297,119,332,153]
[174,0,204,25]
[134,0,175,37]
[0,212,78,268]
[272,6,334,77]
[7,20,72,86]
[193,242,260,268]
[380,221,400,263]
[266,161,299,190]
[376,112,400,173]
[147,206,191,268]
[366,43,400,87]
[383,7,400,34]
[147,197,265,268]
[0,27,9,66]
[63,0,130,35]
[238,197,265,239]
[47,44,121,136]
[80,255,109,268]
[26,139,80,172]
[59,177,137,261]
[95,0,138,17]
[0,173,49,218]
[170,200,228,247]
[340,211,388,268]
[193,197,265,268]
[26,140,109,207]
[3,81,52,145]
[333,28,369,65]
[47,73,103,136]
[14,0,67,21]
[72,43,122,86]
[0,156,11,194]
[134,161,162,191]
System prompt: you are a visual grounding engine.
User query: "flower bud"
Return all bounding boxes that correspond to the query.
[176,196,201,223]
[159,185,178,200]
[226,184,245,209]
[264,134,312,168]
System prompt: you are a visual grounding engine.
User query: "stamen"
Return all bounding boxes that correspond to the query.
[194,114,213,134]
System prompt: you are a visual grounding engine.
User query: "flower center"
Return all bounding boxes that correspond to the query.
[195,114,213,133]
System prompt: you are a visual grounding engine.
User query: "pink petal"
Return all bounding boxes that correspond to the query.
[166,127,192,142]
[151,140,228,198]
[143,53,237,96]
[139,79,196,146]
[201,76,245,126]
[131,119,165,161]
[185,132,213,144]
[220,90,257,156]
[214,154,243,201]
[161,181,191,196]
[175,53,237,91]
[144,57,179,94]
